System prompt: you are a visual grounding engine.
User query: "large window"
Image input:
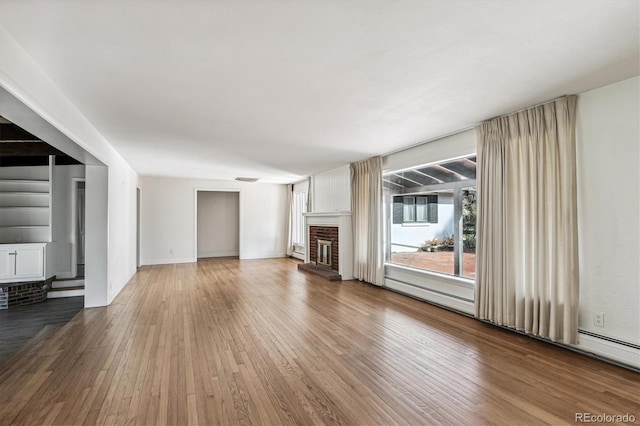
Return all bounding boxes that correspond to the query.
[292,191,308,249]
[384,155,476,280]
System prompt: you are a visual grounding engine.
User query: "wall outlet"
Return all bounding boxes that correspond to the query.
[594,312,605,328]
[169,248,174,254]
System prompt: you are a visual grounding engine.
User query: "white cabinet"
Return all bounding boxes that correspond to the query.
[0,243,46,283]
[0,247,13,279]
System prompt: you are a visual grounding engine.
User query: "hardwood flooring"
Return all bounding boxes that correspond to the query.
[0,296,84,363]
[0,257,637,425]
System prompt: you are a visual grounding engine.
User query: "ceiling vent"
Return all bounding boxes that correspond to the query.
[235,177,260,183]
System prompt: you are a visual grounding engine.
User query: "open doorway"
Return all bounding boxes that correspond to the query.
[195,190,240,259]
[75,180,86,277]
[137,187,141,268]
[70,178,86,279]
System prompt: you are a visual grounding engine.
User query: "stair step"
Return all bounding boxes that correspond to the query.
[52,280,84,289]
[49,285,84,292]
[47,287,84,298]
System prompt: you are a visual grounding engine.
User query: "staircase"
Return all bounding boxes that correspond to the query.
[48,277,84,298]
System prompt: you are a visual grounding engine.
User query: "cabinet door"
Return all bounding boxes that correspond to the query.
[0,248,14,279]
[14,246,44,280]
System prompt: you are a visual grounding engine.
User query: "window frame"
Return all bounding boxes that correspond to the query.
[384,154,476,281]
[291,190,308,249]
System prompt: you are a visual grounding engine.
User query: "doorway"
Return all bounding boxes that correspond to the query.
[137,188,141,268]
[195,190,240,259]
[71,178,86,279]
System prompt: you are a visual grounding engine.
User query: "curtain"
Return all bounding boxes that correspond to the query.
[285,184,294,257]
[475,96,579,344]
[351,156,384,286]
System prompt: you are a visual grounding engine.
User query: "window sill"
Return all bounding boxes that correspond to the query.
[400,222,432,227]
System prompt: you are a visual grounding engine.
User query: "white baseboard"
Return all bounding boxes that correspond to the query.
[108,269,137,304]
[197,251,239,258]
[384,278,475,315]
[291,252,305,261]
[141,257,196,266]
[575,333,640,369]
[240,252,286,260]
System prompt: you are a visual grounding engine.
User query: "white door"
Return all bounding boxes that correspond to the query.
[0,248,14,279]
[14,246,44,280]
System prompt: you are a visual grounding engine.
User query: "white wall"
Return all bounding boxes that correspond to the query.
[140,177,287,264]
[197,191,239,258]
[0,26,139,307]
[312,165,351,212]
[576,76,640,347]
[51,164,85,278]
[85,165,108,307]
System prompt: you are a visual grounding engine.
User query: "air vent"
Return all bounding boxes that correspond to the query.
[235,177,260,183]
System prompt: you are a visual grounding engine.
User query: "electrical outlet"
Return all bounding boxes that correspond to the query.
[594,312,605,328]
[169,248,174,254]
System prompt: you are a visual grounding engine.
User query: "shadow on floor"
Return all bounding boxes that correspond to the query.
[0,297,84,363]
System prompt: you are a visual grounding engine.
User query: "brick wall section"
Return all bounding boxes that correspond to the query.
[0,277,53,310]
[309,226,339,272]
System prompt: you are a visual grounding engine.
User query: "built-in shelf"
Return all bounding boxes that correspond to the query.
[0,206,49,210]
[0,191,50,194]
[0,225,50,229]
[0,164,52,243]
[1,179,48,182]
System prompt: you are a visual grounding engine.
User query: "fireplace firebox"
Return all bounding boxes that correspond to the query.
[316,239,332,268]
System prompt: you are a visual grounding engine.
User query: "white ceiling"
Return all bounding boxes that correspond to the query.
[0,1,638,183]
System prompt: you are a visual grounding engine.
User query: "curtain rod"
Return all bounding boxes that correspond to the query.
[485,94,571,122]
[385,94,571,158]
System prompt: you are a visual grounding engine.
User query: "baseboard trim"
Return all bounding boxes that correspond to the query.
[240,253,286,260]
[141,258,195,266]
[197,251,239,258]
[385,278,474,315]
[291,252,305,261]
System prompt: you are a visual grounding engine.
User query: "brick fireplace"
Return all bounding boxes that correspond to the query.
[301,211,353,281]
[309,226,339,272]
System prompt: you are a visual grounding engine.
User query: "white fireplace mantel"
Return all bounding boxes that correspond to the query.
[303,211,353,280]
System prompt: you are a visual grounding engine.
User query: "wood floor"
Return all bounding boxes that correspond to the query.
[0,296,84,363]
[0,258,637,425]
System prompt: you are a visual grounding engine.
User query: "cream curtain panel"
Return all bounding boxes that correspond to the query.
[285,184,294,257]
[475,96,579,344]
[351,156,384,286]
